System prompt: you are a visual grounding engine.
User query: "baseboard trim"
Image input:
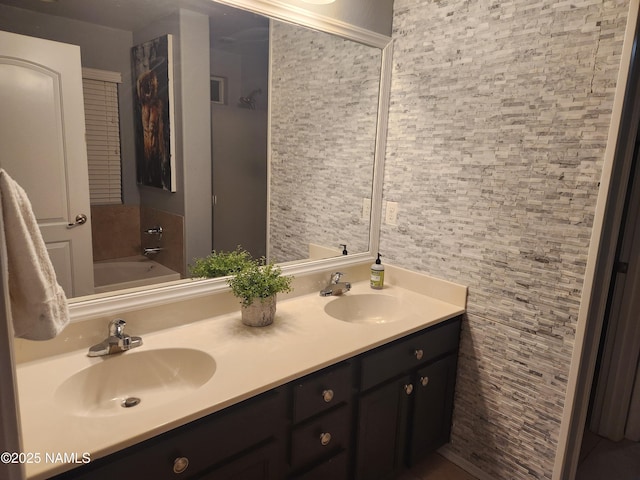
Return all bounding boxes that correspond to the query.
[438,445,494,480]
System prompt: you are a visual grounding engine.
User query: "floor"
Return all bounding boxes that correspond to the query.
[575,430,640,480]
[398,453,478,480]
[398,431,640,480]
[393,429,640,480]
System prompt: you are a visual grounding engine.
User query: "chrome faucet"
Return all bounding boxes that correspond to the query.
[87,319,143,357]
[143,225,163,239]
[143,246,163,256]
[320,272,351,297]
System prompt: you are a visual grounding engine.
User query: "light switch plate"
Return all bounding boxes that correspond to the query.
[362,198,371,221]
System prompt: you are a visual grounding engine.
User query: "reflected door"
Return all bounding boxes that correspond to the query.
[0,30,94,297]
[211,107,267,258]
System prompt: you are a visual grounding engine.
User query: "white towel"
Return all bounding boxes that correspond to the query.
[0,169,69,340]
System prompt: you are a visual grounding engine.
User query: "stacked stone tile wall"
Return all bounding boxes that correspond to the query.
[269,21,381,262]
[381,0,629,478]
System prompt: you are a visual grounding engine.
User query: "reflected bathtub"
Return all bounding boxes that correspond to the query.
[93,256,181,294]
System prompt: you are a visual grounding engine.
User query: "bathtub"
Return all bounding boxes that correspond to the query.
[93,256,182,294]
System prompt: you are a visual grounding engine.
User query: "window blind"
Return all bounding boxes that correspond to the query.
[82,68,122,205]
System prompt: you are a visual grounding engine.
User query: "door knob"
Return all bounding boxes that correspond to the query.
[67,213,87,228]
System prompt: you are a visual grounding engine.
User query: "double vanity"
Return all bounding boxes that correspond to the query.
[15,263,466,479]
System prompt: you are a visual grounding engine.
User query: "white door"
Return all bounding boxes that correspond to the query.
[0,30,94,297]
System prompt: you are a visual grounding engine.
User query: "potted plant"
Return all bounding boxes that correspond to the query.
[189,247,254,279]
[228,260,293,327]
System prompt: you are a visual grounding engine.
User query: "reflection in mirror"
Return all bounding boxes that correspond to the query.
[269,20,380,264]
[0,0,383,300]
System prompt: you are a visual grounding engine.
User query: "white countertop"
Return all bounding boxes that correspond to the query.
[17,272,466,479]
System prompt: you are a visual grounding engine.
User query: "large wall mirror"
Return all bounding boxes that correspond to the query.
[0,0,392,317]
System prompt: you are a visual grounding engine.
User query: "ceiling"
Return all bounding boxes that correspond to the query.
[0,0,269,48]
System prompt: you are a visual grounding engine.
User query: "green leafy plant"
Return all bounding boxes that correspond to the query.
[228,260,293,308]
[189,247,254,279]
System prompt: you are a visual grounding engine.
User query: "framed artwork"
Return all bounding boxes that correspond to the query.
[210,76,226,105]
[131,34,176,192]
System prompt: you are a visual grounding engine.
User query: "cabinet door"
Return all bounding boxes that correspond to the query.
[407,354,458,465]
[355,375,412,480]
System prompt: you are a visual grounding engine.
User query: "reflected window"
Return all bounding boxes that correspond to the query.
[82,68,123,205]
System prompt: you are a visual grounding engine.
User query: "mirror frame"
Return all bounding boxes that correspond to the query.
[69,0,393,321]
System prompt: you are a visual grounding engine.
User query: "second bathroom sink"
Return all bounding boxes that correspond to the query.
[323,294,400,324]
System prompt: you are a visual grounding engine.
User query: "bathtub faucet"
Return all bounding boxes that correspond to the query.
[144,225,163,235]
[143,247,163,257]
[87,319,142,357]
[143,225,163,240]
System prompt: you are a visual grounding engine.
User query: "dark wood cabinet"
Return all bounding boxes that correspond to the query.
[408,353,458,465]
[288,361,353,480]
[198,440,284,480]
[289,450,349,479]
[52,389,287,480]
[53,316,461,480]
[355,317,461,480]
[355,375,412,480]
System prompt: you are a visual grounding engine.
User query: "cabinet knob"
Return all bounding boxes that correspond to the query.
[404,384,414,395]
[420,376,429,387]
[173,457,189,474]
[320,432,332,446]
[322,389,334,403]
[414,349,424,360]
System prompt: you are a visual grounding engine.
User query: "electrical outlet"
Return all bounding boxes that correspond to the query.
[362,198,371,221]
[385,201,398,225]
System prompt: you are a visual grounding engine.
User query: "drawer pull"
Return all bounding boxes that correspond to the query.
[404,384,414,395]
[173,456,189,474]
[420,376,429,387]
[320,432,332,446]
[322,389,334,403]
[414,349,424,360]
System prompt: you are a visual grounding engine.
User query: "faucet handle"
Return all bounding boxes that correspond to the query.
[144,225,163,235]
[330,272,344,284]
[109,319,126,338]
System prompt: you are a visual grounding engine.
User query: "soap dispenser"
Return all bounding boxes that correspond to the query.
[370,253,384,289]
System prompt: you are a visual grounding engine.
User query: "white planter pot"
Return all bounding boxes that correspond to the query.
[241,295,276,327]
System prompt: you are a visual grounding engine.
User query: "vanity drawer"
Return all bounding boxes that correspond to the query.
[54,388,286,480]
[290,449,349,480]
[292,361,352,423]
[290,405,350,470]
[360,317,461,391]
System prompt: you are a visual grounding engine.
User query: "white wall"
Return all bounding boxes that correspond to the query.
[133,9,213,266]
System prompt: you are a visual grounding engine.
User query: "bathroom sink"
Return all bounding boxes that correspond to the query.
[324,294,401,324]
[55,348,216,416]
